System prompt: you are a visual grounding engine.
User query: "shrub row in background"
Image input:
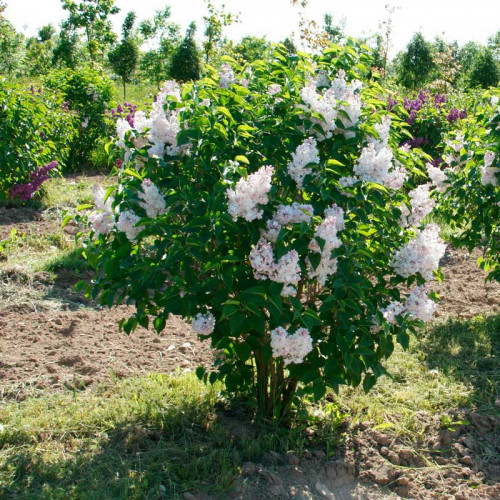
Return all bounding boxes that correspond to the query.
[44,67,114,171]
[0,82,76,199]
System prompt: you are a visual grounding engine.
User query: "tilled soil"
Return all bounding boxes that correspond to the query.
[0,306,213,400]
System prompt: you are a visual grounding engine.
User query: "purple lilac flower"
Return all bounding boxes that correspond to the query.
[10,161,57,200]
[418,90,429,102]
[434,94,446,106]
[116,158,123,169]
[446,108,460,122]
[387,95,398,111]
[407,110,417,126]
[459,109,467,119]
[117,103,124,113]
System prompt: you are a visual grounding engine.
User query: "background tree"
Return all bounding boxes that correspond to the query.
[233,36,270,62]
[203,1,239,64]
[376,4,399,80]
[431,37,460,91]
[170,22,201,82]
[24,25,56,76]
[0,2,24,76]
[397,32,435,88]
[138,6,181,89]
[108,11,139,99]
[323,13,345,44]
[61,0,119,64]
[487,30,500,60]
[52,22,80,69]
[282,37,297,55]
[458,41,482,81]
[469,48,500,88]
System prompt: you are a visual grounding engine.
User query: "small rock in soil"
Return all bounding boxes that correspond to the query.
[371,464,398,486]
[263,450,284,465]
[387,450,400,465]
[372,431,391,446]
[314,481,336,499]
[460,455,473,466]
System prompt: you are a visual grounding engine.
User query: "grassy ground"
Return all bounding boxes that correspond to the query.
[0,174,113,277]
[0,314,498,499]
[111,82,158,107]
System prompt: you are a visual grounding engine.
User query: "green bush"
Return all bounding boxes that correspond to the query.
[0,82,77,199]
[76,44,446,423]
[44,67,113,170]
[438,91,500,279]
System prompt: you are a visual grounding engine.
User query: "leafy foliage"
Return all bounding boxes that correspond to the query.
[44,67,113,169]
[438,92,500,280]
[0,83,77,198]
[76,43,445,423]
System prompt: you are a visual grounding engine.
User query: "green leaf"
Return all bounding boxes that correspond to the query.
[235,155,250,164]
[234,341,252,362]
[153,316,166,333]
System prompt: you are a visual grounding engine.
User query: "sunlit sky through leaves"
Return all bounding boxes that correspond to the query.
[6,0,500,56]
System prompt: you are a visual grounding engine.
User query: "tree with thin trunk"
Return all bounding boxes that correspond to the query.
[109,11,139,100]
[61,0,119,64]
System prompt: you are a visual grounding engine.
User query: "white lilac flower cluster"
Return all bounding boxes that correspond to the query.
[426,162,447,192]
[116,210,142,241]
[400,183,436,227]
[270,326,313,365]
[89,179,166,241]
[227,165,274,221]
[480,151,499,186]
[353,116,407,189]
[138,179,167,217]
[405,286,437,321]
[191,312,216,335]
[300,70,362,140]
[287,137,320,188]
[261,203,314,243]
[116,81,183,161]
[87,185,114,236]
[300,81,338,139]
[372,285,436,332]
[219,63,236,88]
[267,84,282,96]
[308,204,345,285]
[391,223,446,281]
[249,238,301,297]
[330,70,362,139]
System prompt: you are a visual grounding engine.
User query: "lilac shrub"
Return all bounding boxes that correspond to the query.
[75,43,446,422]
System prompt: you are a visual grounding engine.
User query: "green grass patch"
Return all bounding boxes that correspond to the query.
[42,175,114,210]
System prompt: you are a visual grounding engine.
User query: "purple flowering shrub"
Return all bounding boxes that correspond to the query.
[437,93,500,281]
[74,44,447,422]
[0,82,77,200]
[386,89,469,163]
[9,162,58,200]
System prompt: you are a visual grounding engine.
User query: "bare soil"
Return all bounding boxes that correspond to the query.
[1,182,499,499]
